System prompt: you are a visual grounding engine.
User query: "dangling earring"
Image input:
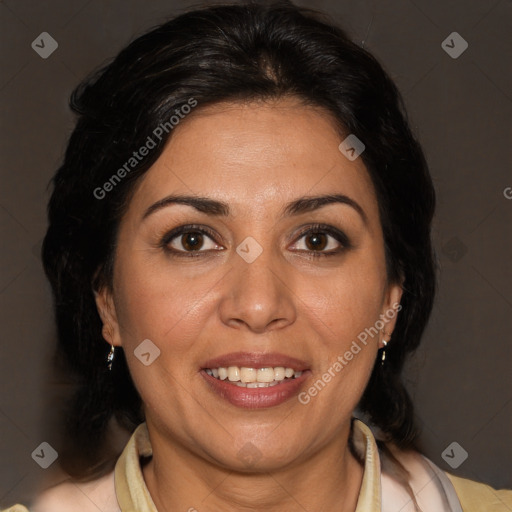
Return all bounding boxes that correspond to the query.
[107,344,115,371]
[381,331,392,366]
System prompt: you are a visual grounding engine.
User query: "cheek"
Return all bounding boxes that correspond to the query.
[112,247,219,356]
[298,284,380,417]
[111,257,216,422]
[301,248,387,341]
[295,246,386,404]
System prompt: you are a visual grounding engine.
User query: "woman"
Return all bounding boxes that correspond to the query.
[4,1,511,511]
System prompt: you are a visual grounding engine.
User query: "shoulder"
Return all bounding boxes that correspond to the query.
[28,470,119,512]
[384,443,512,511]
[445,472,512,511]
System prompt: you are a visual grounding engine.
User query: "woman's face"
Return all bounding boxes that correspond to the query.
[97,97,402,471]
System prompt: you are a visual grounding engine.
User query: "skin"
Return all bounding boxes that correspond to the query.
[96,97,403,512]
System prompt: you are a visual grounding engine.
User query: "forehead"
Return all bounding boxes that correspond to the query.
[127,98,378,222]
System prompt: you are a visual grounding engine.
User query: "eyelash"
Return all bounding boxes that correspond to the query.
[159,223,352,259]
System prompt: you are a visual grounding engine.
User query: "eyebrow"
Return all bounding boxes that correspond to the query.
[142,193,368,224]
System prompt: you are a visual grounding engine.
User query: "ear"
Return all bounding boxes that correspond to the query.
[94,286,122,348]
[378,280,404,349]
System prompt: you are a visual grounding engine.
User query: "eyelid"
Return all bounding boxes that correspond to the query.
[161,224,216,243]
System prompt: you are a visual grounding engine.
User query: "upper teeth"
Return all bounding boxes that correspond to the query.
[205,366,302,383]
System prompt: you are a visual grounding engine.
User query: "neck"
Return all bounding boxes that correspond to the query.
[142,422,364,512]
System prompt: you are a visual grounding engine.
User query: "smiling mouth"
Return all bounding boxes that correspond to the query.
[200,352,311,407]
[203,366,303,388]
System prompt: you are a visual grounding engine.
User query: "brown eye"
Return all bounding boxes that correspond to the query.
[304,232,328,251]
[161,225,222,256]
[180,232,204,251]
[290,223,352,257]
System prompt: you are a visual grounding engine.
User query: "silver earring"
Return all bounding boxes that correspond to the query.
[107,345,115,371]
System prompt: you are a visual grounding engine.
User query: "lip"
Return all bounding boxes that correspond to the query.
[201,351,310,371]
[201,369,311,409]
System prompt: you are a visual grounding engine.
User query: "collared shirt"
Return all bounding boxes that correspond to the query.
[110,418,492,512]
[114,419,384,511]
[4,418,512,511]
[110,418,512,512]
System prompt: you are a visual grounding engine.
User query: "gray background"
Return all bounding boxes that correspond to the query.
[1,0,511,507]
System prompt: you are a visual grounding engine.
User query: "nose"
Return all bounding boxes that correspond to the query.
[218,245,297,334]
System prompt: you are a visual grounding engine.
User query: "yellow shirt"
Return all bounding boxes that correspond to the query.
[3,419,511,511]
